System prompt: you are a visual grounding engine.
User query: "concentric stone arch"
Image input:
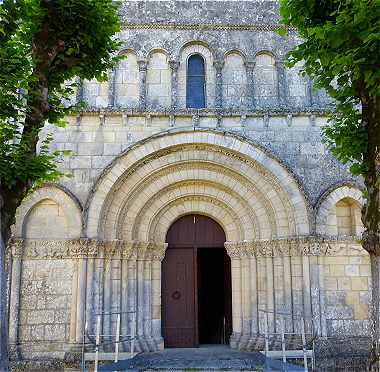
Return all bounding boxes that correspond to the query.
[85,129,311,242]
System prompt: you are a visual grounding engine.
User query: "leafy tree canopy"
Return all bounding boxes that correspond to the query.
[0,0,121,196]
[280,0,380,176]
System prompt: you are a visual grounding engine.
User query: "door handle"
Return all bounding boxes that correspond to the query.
[171,291,181,300]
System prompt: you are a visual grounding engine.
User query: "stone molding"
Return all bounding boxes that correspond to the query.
[8,239,167,260]
[224,236,364,258]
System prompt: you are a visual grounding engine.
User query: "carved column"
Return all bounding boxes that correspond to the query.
[169,61,180,110]
[8,240,23,347]
[281,241,294,333]
[225,242,243,349]
[136,242,149,351]
[151,243,167,350]
[245,61,256,110]
[138,60,148,111]
[239,246,252,350]
[143,247,155,350]
[276,60,288,107]
[247,243,259,349]
[121,242,133,351]
[85,247,96,338]
[214,60,224,110]
[127,246,138,350]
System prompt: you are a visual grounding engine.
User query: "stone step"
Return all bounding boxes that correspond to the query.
[96,346,305,372]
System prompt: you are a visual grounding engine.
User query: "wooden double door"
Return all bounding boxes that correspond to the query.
[162,215,232,348]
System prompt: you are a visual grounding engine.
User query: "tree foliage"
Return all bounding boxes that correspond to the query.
[0,0,121,239]
[0,0,121,369]
[280,0,380,238]
[280,0,380,175]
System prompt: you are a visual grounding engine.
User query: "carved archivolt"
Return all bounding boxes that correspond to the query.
[86,131,310,240]
[8,237,364,260]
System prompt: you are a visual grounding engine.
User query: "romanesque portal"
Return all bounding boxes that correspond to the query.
[9,131,369,359]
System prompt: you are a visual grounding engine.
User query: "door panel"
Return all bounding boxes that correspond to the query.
[162,214,229,348]
[162,248,195,347]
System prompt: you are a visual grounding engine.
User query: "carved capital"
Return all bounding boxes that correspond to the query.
[169,60,180,72]
[213,60,224,74]
[9,239,24,258]
[137,60,148,72]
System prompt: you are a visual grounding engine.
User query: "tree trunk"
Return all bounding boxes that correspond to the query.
[370,253,380,371]
[361,96,380,371]
[0,196,9,372]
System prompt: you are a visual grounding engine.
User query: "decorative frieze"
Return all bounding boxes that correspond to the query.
[8,236,363,260]
[8,239,168,260]
[225,236,364,258]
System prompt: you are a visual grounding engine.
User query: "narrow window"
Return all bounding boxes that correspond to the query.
[186,54,206,108]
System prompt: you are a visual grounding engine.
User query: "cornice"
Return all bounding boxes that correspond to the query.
[122,23,295,33]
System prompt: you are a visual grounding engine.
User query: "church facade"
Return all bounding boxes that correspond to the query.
[8,1,370,365]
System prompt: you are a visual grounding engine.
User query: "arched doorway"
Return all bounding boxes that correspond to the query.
[162,214,232,348]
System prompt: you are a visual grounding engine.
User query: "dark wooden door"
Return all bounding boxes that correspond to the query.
[162,215,228,348]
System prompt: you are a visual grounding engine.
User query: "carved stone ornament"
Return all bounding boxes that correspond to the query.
[224,236,363,258]
[9,237,363,260]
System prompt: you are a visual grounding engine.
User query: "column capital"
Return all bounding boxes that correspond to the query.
[169,60,180,71]
[137,60,148,72]
[244,61,256,71]
[213,60,224,72]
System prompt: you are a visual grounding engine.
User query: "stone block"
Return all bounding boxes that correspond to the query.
[91,155,114,169]
[351,277,368,291]
[77,142,104,156]
[325,277,338,290]
[354,304,368,321]
[326,291,346,305]
[28,310,55,325]
[44,324,66,341]
[359,265,370,276]
[70,156,92,169]
[325,306,354,320]
[345,265,360,277]
[329,265,345,277]
[324,256,349,265]
[104,143,122,155]
[30,325,45,340]
[337,277,351,291]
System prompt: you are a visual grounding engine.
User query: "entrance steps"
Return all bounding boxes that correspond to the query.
[96,345,304,371]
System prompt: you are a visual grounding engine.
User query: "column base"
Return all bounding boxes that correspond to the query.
[238,334,251,350]
[229,332,242,349]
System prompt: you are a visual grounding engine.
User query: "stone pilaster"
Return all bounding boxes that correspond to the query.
[138,60,148,110]
[75,257,88,344]
[169,61,180,110]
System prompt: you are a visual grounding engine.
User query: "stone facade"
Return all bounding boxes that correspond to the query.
[7,1,369,367]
